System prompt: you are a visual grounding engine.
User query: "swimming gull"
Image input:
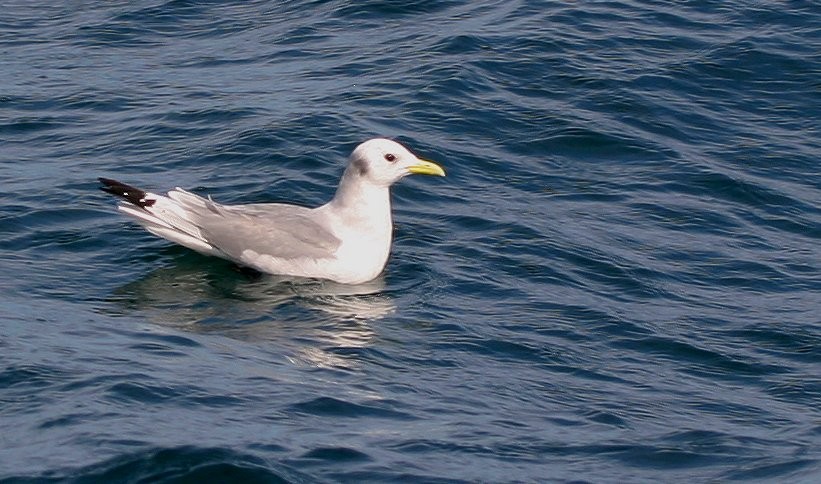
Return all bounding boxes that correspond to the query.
[99,138,445,284]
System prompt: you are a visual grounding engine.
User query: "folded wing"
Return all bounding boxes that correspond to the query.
[191,200,341,262]
[99,179,341,265]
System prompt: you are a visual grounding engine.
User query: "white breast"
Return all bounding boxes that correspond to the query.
[330,228,392,283]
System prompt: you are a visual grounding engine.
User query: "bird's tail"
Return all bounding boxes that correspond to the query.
[98,178,220,257]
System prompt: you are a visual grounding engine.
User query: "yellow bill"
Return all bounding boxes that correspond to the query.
[408,159,446,177]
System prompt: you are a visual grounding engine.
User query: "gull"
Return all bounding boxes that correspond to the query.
[99,138,445,284]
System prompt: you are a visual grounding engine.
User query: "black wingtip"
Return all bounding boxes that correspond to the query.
[98,177,156,208]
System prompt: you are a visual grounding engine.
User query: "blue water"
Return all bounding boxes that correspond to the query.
[1,1,819,482]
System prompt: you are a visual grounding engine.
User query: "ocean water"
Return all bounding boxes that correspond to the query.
[1,0,819,482]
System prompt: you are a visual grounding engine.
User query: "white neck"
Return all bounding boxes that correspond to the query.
[326,169,393,232]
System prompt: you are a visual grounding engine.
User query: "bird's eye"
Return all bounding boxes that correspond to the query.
[384,153,396,162]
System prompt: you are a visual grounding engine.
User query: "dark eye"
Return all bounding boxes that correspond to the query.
[384,153,396,162]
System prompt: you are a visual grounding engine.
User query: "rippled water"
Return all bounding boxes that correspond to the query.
[2,1,819,482]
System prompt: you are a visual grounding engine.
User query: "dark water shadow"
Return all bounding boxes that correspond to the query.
[100,254,396,365]
[7,445,315,484]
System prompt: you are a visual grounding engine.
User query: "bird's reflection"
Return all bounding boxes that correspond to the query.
[106,255,396,367]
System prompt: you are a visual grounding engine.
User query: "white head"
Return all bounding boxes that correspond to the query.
[345,138,445,188]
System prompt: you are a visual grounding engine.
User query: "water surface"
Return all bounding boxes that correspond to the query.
[1,1,819,482]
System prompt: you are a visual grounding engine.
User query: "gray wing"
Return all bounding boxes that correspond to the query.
[172,190,340,261]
